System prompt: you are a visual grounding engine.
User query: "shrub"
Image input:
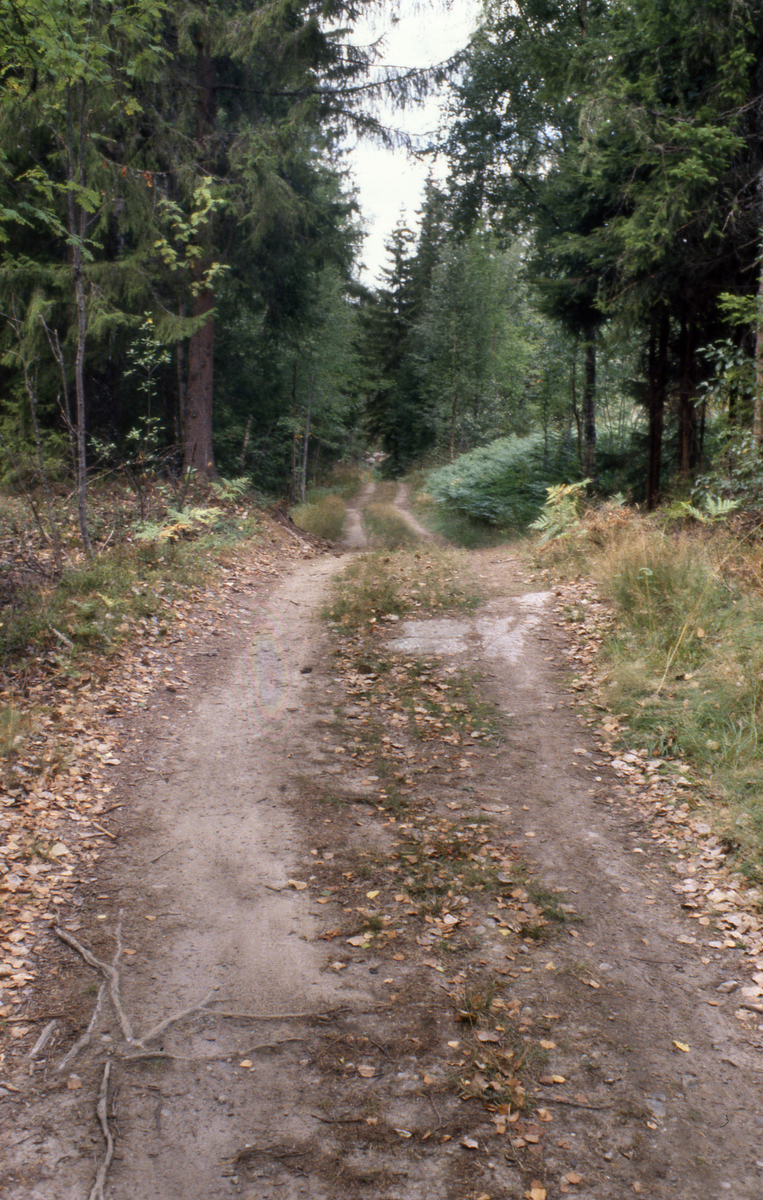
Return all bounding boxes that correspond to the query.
[426,434,575,529]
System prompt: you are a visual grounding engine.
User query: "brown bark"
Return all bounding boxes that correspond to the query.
[677,317,698,476]
[754,250,763,447]
[184,288,216,476]
[646,311,669,511]
[66,83,92,557]
[582,330,597,483]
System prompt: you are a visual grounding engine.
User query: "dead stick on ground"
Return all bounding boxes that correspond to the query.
[88,1060,114,1200]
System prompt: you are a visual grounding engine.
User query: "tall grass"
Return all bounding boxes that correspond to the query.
[546,510,763,887]
[291,494,346,541]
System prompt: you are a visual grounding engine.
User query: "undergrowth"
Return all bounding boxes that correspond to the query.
[424,433,576,529]
[291,494,346,541]
[535,503,763,886]
[0,491,264,662]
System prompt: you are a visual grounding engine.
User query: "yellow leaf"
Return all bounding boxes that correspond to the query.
[673,1040,690,1053]
[366,890,379,899]
[524,1184,547,1200]
[239,1059,253,1069]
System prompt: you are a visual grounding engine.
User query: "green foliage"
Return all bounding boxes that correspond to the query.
[425,434,577,529]
[211,477,249,503]
[134,506,224,543]
[694,429,763,509]
[665,495,741,525]
[529,480,592,544]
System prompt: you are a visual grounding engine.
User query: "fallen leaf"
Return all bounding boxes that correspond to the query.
[66,1074,83,1090]
[564,1172,583,1185]
[239,1059,253,1068]
[461,1136,479,1149]
[288,879,308,891]
[673,1040,690,1053]
[524,1184,547,1200]
[357,1064,376,1078]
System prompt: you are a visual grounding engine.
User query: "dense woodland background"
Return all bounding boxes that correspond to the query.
[2,0,763,544]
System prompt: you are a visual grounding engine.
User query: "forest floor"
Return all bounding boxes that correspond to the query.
[2,482,763,1199]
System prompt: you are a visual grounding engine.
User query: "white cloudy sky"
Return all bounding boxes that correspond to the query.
[345,1,480,284]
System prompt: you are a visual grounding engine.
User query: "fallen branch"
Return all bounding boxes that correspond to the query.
[88,1060,114,1200]
[90,820,116,840]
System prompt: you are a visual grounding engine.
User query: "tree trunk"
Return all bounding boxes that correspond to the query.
[183,287,216,476]
[582,329,597,483]
[570,350,583,470]
[754,241,763,447]
[450,324,457,462]
[176,300,187,450]
[290,363,298,503]
[646,311,669,510]
[300,380,312,504]
[66,83,92,556]
[677,317,698,476]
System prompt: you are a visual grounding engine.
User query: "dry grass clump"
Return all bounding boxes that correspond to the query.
[552,507,763,888]
[291,494,346,541]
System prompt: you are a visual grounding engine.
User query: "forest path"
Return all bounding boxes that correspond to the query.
[2,509,763,1200]
[341,476,438,549]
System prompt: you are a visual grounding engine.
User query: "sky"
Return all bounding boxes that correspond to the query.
[346,1,480,286]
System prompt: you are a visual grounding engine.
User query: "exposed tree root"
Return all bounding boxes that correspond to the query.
[87,1060,114,1200]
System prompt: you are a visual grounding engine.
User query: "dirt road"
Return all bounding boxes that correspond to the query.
[2,486,763,1199]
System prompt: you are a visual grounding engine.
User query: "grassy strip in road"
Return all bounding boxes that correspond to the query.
[327,546,479,630]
